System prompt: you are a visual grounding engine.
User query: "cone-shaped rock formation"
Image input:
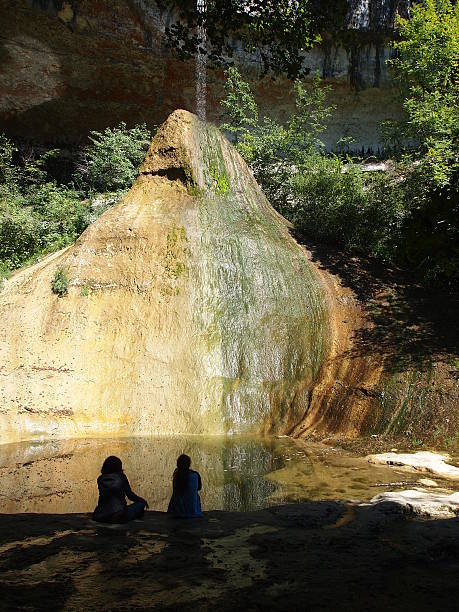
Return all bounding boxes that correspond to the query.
[0,110,331,444]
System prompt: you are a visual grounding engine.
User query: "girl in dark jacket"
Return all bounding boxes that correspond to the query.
[93,456,149,523]
[167,454,203,518]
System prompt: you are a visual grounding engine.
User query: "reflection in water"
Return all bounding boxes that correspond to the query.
[221,440,283,512]
[0,436,286,514]
[0,436,440,514]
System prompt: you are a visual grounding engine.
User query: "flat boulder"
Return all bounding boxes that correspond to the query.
[368,489,459,519]
[367,451,459,481]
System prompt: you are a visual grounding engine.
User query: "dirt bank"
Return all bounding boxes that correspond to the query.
[1,504,458,611]
[295,239,459,450]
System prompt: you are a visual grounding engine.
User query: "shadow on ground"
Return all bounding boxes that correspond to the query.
[1,503,458,611]
[299,237,459,373]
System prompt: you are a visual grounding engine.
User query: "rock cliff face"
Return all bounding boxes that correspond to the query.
[0,110,332,444]
[0,0,408,150]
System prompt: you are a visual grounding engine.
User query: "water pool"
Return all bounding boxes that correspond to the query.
[0,436,440,514]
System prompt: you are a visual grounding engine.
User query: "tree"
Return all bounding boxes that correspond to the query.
[219,66,458,284]
[0,122,154,279]
[76,123,152,193]
[382,0,459,284]
[158,0,333,78]
[220,67,336,205]
[387,0,459,187]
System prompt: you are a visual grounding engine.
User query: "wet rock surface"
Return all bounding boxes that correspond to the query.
[1,503,458,611]
[0,110,330,443]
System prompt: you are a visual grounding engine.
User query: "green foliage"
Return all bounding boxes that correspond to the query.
[387,0,459,187]
[242,0,322,77]
[76,122,152,193]
[220,67,258,139]
[210,164,229,194]
[0,135,88,278]
[159,0,323,78]
[220,68,413,269]
[51,267,69,296]
[0,194,39,270]
[0,135,59,195]
[29,183,89,245]
[221,68,335,206]
[289,158,409,259]
[220,44,459,286]
[0,134,91,276]
[383,0,459,284]
[0,121,152,279]
[0,134,18,187]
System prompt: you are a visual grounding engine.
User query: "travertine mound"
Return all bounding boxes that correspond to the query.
[0,110,331,443]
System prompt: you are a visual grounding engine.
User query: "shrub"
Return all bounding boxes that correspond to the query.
[220,68,403,254]
[0,178,90,274]
[0,195,39,271]
[29,182,90,250]
[0,126,147,278]
[220,67,458,284]
[221,68,335,208]
[76,122,153,193]
[51,267,69,296]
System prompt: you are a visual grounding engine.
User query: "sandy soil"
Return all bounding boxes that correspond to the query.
[1,503,458,611]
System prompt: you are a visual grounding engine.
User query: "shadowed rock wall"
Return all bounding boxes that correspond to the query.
[0,0,407,151]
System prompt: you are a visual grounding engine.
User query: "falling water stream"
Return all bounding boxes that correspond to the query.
[196,0,207,120]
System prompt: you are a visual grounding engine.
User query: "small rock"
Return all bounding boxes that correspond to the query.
[418,478,438,488]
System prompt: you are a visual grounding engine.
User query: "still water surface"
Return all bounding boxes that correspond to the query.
[0,436,427,514]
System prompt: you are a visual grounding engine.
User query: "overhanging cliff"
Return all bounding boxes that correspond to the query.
[0,0,408,150]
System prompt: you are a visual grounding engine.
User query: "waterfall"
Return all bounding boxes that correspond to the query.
[196,0,207,121]
[348,0,370,29]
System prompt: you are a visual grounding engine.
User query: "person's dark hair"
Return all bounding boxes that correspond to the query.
[173,454,191,494]
[101,456,123,474]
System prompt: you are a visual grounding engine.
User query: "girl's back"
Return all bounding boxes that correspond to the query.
[167,456,203,518]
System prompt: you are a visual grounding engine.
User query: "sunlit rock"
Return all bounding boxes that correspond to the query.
[368,451,459,481]
[368,490,459,519]
[0,110,330,444]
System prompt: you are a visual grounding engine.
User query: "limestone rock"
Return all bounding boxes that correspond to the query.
[368,451,459,481]
[368,489,459,519]
[0,110,330,444]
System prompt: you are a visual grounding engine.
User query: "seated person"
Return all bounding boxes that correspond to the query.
[167,454,203,518]
[93,455,148,523]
